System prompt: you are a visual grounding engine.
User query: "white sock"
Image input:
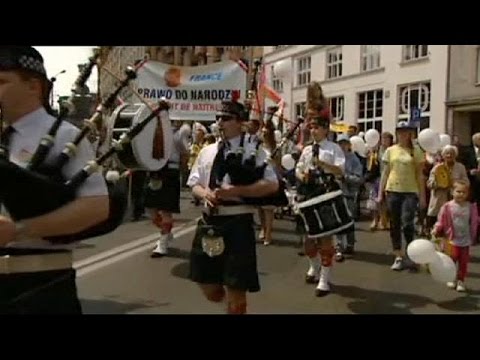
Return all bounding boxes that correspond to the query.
[307,256,320,277]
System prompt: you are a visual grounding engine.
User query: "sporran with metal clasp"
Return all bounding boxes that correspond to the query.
[201,226,225,257]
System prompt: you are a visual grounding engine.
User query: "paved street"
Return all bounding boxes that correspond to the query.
[74,191,480,314]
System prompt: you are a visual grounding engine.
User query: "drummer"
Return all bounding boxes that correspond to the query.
[296,108,345,296]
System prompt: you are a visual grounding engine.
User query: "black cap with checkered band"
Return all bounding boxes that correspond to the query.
[0,46,47,78]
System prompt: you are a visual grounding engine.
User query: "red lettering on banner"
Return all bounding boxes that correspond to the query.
[192,103,219,111]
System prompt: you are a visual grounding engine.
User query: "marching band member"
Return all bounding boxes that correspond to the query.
[0,46,108,314]
[295,109,345,296]
[187,100,279,314]
[147,120,190,258]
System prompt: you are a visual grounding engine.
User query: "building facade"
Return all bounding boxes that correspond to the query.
[446,45,480,145]
[262,45,450,135]
[98,46,146,104]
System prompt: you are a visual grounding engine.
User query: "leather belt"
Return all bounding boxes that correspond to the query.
[203,205,256,217]
[0,252,73,275]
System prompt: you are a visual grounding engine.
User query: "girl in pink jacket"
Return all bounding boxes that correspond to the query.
[432,180,479,292]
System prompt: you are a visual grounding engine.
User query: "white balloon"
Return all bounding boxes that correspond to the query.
[350,135,367,157]
[273,59,291,79]
[364,129,380,148]
[358,131,365,139]
[429,251,457,283]
[406,239,437,265]
[418,128,441,153]
[281,154,296,171]
[439,134,451,149]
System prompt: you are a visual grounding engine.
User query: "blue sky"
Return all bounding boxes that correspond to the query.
[33,46,98,99]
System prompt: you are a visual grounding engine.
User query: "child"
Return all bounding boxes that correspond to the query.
[431,180,479,292]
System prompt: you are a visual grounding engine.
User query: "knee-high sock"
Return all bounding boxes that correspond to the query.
[319,245,335,267]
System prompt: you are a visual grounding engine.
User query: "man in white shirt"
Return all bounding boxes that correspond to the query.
[0,46,109,314]
[187,100,278,314]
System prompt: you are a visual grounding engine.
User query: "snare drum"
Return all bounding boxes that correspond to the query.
[107,103,173,171]
[294,190,354,239]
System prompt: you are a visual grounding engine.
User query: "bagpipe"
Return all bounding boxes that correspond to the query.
[0,55,172,243]
[216,112,304,208]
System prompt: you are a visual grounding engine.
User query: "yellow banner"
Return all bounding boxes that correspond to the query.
[330,122,350,133]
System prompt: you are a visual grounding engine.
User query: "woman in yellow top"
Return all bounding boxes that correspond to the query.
[379,121,426,271]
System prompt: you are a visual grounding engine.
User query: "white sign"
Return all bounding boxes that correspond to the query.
[135,60,247,121]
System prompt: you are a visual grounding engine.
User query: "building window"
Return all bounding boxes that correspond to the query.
[327,47,343,79]
[329,96,344,121]
[357,89,383,133]
[295,102,306,118]
[403,45,429,62]
[361,45,381,72]
[296,56,311,87]
[398,81,431,130]
[476,47,480,84]
[270,65,283,93]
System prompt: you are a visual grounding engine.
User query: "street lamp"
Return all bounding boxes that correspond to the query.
[49,70,66,107]
[50,69,66,83]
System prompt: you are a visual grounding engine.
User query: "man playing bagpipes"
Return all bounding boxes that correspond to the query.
[295,82,346,296]
[0,46,109,314]
[187,100,279,314]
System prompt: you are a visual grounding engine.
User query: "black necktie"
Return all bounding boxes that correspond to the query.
[208,140,227,190]
[312,143,320,157]
[1,126,14,147]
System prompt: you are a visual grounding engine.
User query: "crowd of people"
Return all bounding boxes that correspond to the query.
[1,46,478,314]
[127,93,480,306]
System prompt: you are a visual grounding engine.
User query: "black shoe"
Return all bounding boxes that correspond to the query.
[150,253,167,258]
[315,288,330,297]
[305,275,318,284]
